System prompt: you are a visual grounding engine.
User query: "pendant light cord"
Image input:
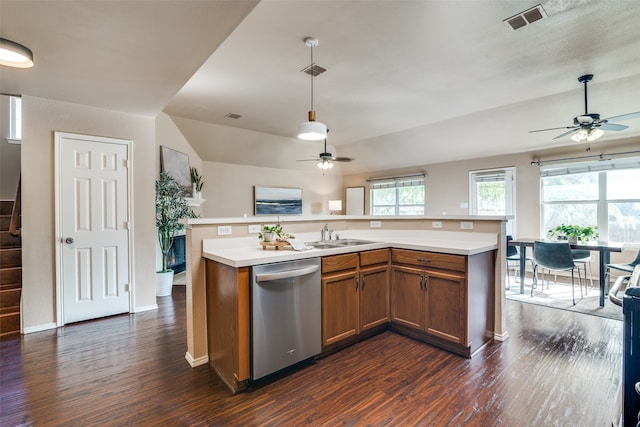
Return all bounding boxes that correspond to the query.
[309,43,314,111]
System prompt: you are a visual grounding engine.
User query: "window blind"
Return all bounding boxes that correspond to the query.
[540,157,640,177]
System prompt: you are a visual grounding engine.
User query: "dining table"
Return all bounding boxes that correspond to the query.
[508,237,624,307]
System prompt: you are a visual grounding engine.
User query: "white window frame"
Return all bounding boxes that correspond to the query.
[8,96,22,144]
[469,167,515,235]
[369,175,425,216]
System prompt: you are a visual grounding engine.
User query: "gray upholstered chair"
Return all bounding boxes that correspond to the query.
[606,249,640,282]
[533,241,584,305]
[571,249,593,292]
[505,235,534,290]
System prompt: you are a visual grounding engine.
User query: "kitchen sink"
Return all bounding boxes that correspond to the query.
[305,239,375,249]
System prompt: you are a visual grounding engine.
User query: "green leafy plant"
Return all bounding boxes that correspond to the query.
[548,224,599,243]
[190,167,204,192]
[258,224,283,242]
[156,172,198,272]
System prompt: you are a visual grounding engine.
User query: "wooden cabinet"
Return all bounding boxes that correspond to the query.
[322,249,389,349]
[391,248,493,357]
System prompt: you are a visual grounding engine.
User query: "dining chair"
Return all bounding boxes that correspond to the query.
[505,235,533,290]
[606,249,640,283]
[533,241,584,305]
[571,249,594,292]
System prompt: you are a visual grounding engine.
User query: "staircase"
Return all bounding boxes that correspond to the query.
[0,197,22,337]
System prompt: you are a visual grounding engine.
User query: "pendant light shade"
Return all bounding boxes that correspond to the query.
[298,37,327,141]
[571,128,604,143]
[298,111,328,140]
[0,38,34,68]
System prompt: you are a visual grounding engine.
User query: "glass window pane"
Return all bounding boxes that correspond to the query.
[399,206,424,215]
[477,181,505,215]
[543,203,597,236]
[542,172,598,202]
[372,188,396,205]
[398,186,424,205]
[609,202,640,243]
[372,206,395,216]
[607,170,640,200]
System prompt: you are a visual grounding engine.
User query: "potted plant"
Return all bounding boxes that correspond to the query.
[156,171,197,296]
[548,224,599,243]
[190,167,204,199]
[258,224,283,242]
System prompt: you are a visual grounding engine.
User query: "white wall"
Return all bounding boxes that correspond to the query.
[200,161,343,218]
[21,96,157,330]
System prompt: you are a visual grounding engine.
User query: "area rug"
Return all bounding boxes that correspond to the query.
[505,278,623,321]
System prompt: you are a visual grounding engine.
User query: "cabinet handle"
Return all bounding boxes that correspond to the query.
[419,275,424,290]
[361,274,365,290]
[417,258,432,264]
[424,275,429,290]
[354,276,359,291]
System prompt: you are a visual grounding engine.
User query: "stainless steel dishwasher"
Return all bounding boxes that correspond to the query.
[252,257,321,380]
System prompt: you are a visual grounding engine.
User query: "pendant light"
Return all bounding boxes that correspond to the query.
[297,37,327,141]
[0,38,34,68]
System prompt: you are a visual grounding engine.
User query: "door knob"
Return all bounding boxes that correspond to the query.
[65,237,74,244]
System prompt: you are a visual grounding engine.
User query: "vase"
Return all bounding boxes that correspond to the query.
[568,236,578,244]
[156,270,174,297]
[262,232,275,242]
[195,191,202,199]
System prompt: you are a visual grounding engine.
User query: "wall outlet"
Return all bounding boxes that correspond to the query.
[248,224,261,234]
[217,225,232,236]
[370,220,382,228]
[432,221,443,229]
[460,221,474,230]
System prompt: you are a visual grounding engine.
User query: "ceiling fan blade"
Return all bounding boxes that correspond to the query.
[599,123,629,131]
[296,159,321,162]
[331,156,354,162]
[529,126,574,133]
[552,128,580,140]
[604,111,640,122]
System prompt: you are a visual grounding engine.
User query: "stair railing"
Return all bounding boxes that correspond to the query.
[9,174,21,235]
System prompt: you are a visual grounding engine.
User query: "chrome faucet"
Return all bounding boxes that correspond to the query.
[321,223,329,241]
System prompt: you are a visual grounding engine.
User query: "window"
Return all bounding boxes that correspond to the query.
[370,175,425,216]
[469,167,516,235]
[541,158,640,243]
[9,96,22,142]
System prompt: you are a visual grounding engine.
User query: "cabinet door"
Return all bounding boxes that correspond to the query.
[390,265,424,330]
[424,270,466,345]
[322,270,359,346]
[360,265,389,331]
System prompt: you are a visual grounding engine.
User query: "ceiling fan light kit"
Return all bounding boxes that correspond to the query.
[529,73,640,143]
[297,37,327,141]
[0,38,34,68]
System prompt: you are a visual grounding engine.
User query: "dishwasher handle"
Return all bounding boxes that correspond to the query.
[255,264,320,282]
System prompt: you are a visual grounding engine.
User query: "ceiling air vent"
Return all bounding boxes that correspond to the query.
[504,4,547,30]
[225,113,242,119]
[302,63,326,77]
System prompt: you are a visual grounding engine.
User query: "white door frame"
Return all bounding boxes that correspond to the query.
[54,132,133,326]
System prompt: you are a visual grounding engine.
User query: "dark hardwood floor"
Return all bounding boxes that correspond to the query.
[1,286,623,426]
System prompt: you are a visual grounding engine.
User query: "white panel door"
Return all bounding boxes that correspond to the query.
[56,133,130,324]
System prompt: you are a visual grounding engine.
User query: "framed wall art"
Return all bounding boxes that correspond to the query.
[254,186,302,215]
[160,146,192,196]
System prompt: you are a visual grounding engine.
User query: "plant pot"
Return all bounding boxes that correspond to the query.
[262,231,275,242]
[156,270,174,297]
[568,236,578,244]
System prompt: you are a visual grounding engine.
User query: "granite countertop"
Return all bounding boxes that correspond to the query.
[202,230,498,268]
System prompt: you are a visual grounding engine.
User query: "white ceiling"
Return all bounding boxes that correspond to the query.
[2,0,640,174]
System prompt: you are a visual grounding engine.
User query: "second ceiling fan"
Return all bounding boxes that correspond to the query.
[298,136,354,170]
[529,74,640,142]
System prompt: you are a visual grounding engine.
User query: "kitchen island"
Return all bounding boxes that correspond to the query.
[200,226,499,393]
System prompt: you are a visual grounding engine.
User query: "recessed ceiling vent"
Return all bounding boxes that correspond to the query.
[225,113,242,119]
[504,4,547,30]
[302,64,326,77]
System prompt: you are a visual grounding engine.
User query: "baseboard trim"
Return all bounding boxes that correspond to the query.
[185,352,209,367]
[23,323,57,334]
[133,304,158,313]
[494,330,510,341]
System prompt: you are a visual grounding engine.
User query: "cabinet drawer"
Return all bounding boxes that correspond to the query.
[360,249,389,267]
[322,253,358,274]
[391,249,466,273]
